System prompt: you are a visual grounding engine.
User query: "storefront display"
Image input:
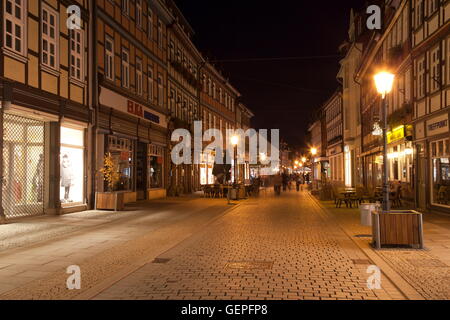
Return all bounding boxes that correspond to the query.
[148,144,164,189]
[107,136,133,191]
[3,113,45,218]
[200,152,215,185]
[60,126,85,205]
[431,138,450,207]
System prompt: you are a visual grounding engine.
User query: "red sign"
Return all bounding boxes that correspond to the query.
[127,100,144,118]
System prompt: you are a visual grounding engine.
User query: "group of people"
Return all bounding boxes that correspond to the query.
[273,172,310,195]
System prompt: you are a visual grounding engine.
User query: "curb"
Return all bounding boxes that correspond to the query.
[308,192,425,300]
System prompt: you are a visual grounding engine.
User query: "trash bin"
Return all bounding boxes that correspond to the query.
[230,188,238,200]
[360,203,379,226]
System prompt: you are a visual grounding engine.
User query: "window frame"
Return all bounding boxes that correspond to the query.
[157,19,163,48]
[121,0,130,16]
[148,65,154,102]
[136,0,142,28]
[157,73,163,107]
[70,28,84,82]
[121,48,130,89]
[147,7,153,40]
[105,35,114,81]
[136,57,143,96]
[41,5,59,70]
[3,0,28,57]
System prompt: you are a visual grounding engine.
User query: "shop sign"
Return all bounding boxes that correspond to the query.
[427,114,449,137]
[100,86,167,128]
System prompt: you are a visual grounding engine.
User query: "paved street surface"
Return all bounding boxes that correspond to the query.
[1,189,449,300]
[94,190,403,300]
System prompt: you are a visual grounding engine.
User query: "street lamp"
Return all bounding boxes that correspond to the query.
[310,148,317,156]
[294,160,299,166]
[231,135,239,185]
[301,157,307,163]
[374,71,395,212]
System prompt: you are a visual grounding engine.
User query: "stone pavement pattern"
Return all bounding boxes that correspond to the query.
[94,191,403,300]
[0,196,231,299]
[318,199,450,300]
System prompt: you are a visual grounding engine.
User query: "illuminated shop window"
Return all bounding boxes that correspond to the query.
[431,139,450,207]
[60,126,85,205]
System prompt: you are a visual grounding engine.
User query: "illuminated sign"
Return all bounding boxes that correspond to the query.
[99,86,167,128]
[387,125,412,144]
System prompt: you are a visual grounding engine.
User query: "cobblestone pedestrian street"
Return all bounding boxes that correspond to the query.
[94,190,404,300]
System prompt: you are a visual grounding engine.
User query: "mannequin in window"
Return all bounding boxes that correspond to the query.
[32,154,44,203]
[61,154,74,203]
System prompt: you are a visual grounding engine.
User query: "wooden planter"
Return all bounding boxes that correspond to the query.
[372,210,424,249]
[95,192,125,211]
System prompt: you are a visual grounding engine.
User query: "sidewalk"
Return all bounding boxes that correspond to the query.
[0,195,238,299]
[313,195,450,300]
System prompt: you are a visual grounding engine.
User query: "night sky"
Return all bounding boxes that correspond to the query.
[175,0,366,150]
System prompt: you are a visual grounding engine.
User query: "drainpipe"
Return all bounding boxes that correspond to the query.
[89,0,99,208]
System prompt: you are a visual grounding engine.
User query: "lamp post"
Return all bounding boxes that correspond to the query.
[231,135,239,185]
[374,71,395,212]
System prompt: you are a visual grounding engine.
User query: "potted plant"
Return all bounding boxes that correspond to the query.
[95,153,125,211]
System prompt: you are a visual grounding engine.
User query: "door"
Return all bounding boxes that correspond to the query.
[2,113,45,218]
[136,142,147,200]
[416,143,427,210]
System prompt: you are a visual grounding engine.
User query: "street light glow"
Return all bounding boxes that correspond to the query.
[301,157,307,163]
[231,135,239,146]
[374,71,395,98]
[310,148,317,156]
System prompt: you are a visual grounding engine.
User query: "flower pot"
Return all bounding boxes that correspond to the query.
[95,192,125,211]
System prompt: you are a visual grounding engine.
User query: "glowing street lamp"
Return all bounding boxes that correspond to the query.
[301,157,307,163]
[310,148,317,156]
[231,135,239,185]
[374,71,395,212]
[294,160,299,166]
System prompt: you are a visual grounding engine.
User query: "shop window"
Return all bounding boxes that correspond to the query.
[431,139,450,207]
[148,145,164,189]
[60,126,85,205]
[107,136,133,191]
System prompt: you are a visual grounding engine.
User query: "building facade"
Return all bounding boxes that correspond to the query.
[411,0,450,211]
[324,91,344,184]
[94,0,170,205]
[1,0,91,220]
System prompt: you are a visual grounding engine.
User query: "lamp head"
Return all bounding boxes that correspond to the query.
[374,71,395,98]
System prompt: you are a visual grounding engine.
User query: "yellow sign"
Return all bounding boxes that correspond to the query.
[387,125,412,144]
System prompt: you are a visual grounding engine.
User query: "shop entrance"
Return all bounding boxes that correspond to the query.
[136,142,147,201]
[2,113,45,219]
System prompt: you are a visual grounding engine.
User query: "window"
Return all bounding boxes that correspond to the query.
[147,8,153,40]
[157,73,163,107]
[136,57,143,95]
[430,46,440,92]
[3,0,27,55]
[208,78,212,96]
[70,29,83,81]
[431,139,450,207]
[41,6,58,69]
[212,82,216,99]
[105,36,114,81]
[448,38,450,85]
[415,0,423,28]
[157,19,163,48]
[219,88,223,103]
[417,56,425,98]
[121,48,129,88]
[428,0,438,16]
[169,41,175,61]
[121,0,129,16]
[169,89,175,113]
[136,0,142,28]
[60,126,85,205]
[148,66,154,101]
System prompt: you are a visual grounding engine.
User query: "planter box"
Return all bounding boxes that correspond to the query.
[95,192,125,211]
[372,210,424,249]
